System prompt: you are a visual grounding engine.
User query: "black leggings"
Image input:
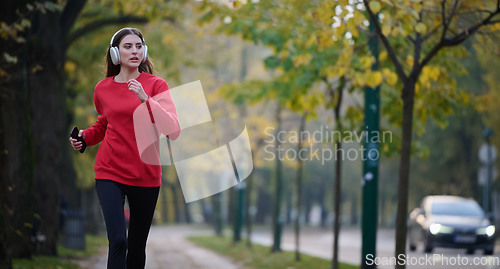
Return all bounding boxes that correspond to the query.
[95,179,160,269]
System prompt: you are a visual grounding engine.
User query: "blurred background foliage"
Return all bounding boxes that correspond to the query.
[1,0,499,266]
[61,0,500,225]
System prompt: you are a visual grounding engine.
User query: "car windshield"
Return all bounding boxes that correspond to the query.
[431,200,484,217]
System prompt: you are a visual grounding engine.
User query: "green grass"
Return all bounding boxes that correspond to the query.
[13,256,79,269]
[188,236,359,269]
[12,256,78,269]
[13,234,107,269]
[58,234,108,258]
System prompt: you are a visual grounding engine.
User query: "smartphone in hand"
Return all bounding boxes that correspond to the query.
[70,126,87,153]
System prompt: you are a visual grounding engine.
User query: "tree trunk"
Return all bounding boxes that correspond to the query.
[256,185,271,224]
[332,140,342,269]
[84,189,104,234]
[0,91,12,268]
[271,104,283,252]
[304,191,311,224]
[351,195,358,226]
[380,183,386,227]
[0,59,36,265]
[161,169,169,224]
[0,1,44,263]
[245,179,252,246]
[21,0,89,255]
[29,61,69,255]
[171,184,180,223]
[319,184,327,227]
[228,186,235,225]
[27,15,80,255]
[332,115,343,267]
[183,193,191,223]
[394,81,416,269]
[245,142,262,246]
[294,112,307,261]
[331,77,344,269]
[213,192,223,236]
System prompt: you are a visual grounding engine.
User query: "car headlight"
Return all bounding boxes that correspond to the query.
[477,225,495,237]
[429,223,454,235]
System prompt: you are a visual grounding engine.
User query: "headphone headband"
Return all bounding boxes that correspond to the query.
[109,27,145,46]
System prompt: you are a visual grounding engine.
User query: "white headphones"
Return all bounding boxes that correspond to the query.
[109,28,148,65]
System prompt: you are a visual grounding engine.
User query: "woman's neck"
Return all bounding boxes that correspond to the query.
[114,68,140,82]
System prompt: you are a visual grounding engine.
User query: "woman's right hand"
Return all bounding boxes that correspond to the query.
[69,130,85,151]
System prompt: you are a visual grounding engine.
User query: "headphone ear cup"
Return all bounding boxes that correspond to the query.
[142,45,148,63]
[110,46,120,65]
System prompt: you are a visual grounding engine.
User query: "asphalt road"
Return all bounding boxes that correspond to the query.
[73,225,499,268]
[250,226,500,269]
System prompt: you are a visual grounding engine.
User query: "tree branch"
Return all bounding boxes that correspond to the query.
[422,24,442,42]
[334,76,345,126]
[443,6,500,47]
[411,12,423,79]
[66,16,149,47]
[418,2,500,76]
[440,0,449,41]
[60,0,87,41]
[408,36,416,44]
[412,1,448,80]
[363,0,407,81]
[446,0,460,27]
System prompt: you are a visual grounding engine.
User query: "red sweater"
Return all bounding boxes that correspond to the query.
[83,72,180,187]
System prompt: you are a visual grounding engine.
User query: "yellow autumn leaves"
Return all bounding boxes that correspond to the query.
[368,1,382,13]
[370,0,432,36]
[382,68,398,86]
[355,56,398,87]
[319,52,399,88]
[351,64,440,89]
[268,0,469,91]
[351,69,397,88]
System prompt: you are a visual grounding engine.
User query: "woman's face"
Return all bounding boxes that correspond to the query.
[118,34,144,69]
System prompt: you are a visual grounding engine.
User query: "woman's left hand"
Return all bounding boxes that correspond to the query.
[127,79,149,103]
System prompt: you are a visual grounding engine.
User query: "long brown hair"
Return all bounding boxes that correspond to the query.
[105,28,154,77]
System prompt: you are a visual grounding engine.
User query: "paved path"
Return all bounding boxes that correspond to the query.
[251,226,500,269]
[75,225,500,269]
[73,225,240,269]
